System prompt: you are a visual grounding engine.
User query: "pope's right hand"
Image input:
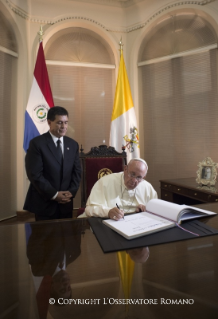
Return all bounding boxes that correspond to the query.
[108,207,124,221]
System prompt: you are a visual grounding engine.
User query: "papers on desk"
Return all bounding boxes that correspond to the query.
[102,199,217,240]
[102,213,174,240]
[146,199,216,223]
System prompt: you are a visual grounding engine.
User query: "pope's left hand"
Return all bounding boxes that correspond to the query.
[135,204,146,212]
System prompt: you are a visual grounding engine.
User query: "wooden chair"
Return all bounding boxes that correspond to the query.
[78,145,127,216]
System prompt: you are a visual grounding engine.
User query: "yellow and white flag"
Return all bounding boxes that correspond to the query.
[109,50,140,162]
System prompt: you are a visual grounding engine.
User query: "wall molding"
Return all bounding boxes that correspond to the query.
[0,45,18,57]
[138,43,218,66]
[46,60,115,69]
[126,0,216,33]
[5,0,216,33]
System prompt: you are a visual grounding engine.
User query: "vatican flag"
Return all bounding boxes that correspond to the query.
[117,251,135,313]
[109,49,140,162]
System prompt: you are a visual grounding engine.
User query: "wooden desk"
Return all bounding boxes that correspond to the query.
[1,208,218,319]
[160,177,218,205]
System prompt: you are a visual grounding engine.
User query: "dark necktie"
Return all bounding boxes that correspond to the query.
[56,139,63,163]
[59,261,64,269]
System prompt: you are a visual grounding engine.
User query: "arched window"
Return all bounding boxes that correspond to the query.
[0,10,17,220]
[45,27,115,208]
[138,13,218,196]
[45,27,115,152]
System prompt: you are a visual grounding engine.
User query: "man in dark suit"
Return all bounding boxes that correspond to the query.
[24,106,81,221]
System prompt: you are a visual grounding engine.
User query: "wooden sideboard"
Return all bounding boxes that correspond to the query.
[160,177,218,205]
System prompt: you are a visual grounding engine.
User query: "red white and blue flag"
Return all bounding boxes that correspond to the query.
[23,42,54,152]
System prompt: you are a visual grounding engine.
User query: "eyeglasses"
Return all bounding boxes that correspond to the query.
[127,168,144,182]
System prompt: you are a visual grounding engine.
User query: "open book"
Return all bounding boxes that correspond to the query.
[102,199,216,240]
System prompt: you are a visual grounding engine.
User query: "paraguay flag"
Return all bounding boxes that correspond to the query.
[23,41,54,152]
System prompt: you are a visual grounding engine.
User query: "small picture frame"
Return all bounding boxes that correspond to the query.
[196,157,217,186]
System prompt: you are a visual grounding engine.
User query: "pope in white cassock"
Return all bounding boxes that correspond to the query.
[79,158,157,220]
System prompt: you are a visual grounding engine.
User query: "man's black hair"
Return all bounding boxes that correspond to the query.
[47,106,68,121]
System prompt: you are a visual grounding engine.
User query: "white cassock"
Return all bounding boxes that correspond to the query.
[78,172,157,218]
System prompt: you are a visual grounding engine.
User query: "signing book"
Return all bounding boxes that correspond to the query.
[102,199,216,240]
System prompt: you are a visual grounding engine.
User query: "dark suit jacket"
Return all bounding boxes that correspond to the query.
[23,131,81,217]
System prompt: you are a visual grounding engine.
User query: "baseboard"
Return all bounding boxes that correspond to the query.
[0,214,16,222]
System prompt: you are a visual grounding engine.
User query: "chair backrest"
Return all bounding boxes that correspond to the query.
[79,145,127,207]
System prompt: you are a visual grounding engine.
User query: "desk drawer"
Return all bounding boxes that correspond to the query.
[188,190,209,202]
[188,190,218,202]
[160,182,172,190]
[161,189,173,202]
[206,194,218,203]
[172,185,189,197]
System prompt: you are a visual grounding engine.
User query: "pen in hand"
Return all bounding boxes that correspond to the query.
[116,203,125,220]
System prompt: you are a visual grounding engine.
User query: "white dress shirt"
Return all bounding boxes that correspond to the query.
[49,131,64,155]
[49,131,64,199]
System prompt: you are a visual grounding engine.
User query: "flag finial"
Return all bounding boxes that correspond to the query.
[119,37,124,55]
[38,25,44,42]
